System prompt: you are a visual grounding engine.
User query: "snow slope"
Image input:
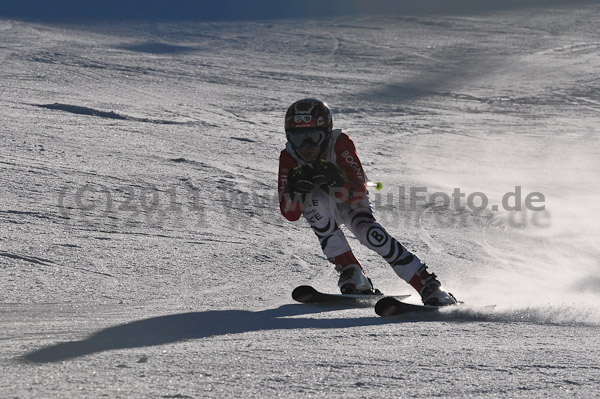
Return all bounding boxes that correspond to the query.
[1,4,599,398]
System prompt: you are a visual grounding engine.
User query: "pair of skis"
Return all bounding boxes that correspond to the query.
[292,285,447,317]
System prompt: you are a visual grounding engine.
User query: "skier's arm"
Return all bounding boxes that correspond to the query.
[278,150,303,221]
[334,134,367,203]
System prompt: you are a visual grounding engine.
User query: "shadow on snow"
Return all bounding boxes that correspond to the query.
[21,302,586,363]
[22,304,394,363]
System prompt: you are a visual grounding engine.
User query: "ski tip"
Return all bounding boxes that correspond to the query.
[292,285,318,303]
[374,296,400,317]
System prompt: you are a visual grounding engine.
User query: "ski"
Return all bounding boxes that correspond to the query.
[292,285,409,306]
[375,296,458,317]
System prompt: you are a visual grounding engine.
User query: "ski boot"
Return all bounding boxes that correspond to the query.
[331,251,381,295]
[337,264,379,295]
[409,264,457,306]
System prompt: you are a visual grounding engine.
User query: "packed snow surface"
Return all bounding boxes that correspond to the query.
[1,3,599,398]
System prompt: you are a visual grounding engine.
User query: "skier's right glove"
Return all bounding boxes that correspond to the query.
[288,164,314,200]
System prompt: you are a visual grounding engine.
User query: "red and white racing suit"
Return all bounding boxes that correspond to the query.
[277,129,423,281]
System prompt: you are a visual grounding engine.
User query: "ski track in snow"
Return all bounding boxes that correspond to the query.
[1,5,600,398]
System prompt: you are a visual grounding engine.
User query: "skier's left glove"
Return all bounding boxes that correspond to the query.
[311,159,344,194]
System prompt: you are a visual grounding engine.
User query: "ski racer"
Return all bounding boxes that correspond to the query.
[277,98,457,306]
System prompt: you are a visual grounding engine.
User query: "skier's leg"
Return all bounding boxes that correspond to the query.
[341,203,422,281]
[301,190,351,259]
[302,190,375,294]
[340,201,456,305]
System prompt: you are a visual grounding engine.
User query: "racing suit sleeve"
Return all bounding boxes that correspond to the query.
[333,133,367,204]
[278,150,303,221]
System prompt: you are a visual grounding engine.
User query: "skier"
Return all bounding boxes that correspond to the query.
[277,98,457,306]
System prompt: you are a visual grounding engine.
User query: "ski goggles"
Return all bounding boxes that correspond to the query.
[286,129,327,149]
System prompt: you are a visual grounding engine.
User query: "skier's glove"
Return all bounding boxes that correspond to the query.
[311,159,344,194]
[288,164,314,199]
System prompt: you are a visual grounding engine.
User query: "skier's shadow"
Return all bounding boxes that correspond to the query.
[22,304,392,363]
